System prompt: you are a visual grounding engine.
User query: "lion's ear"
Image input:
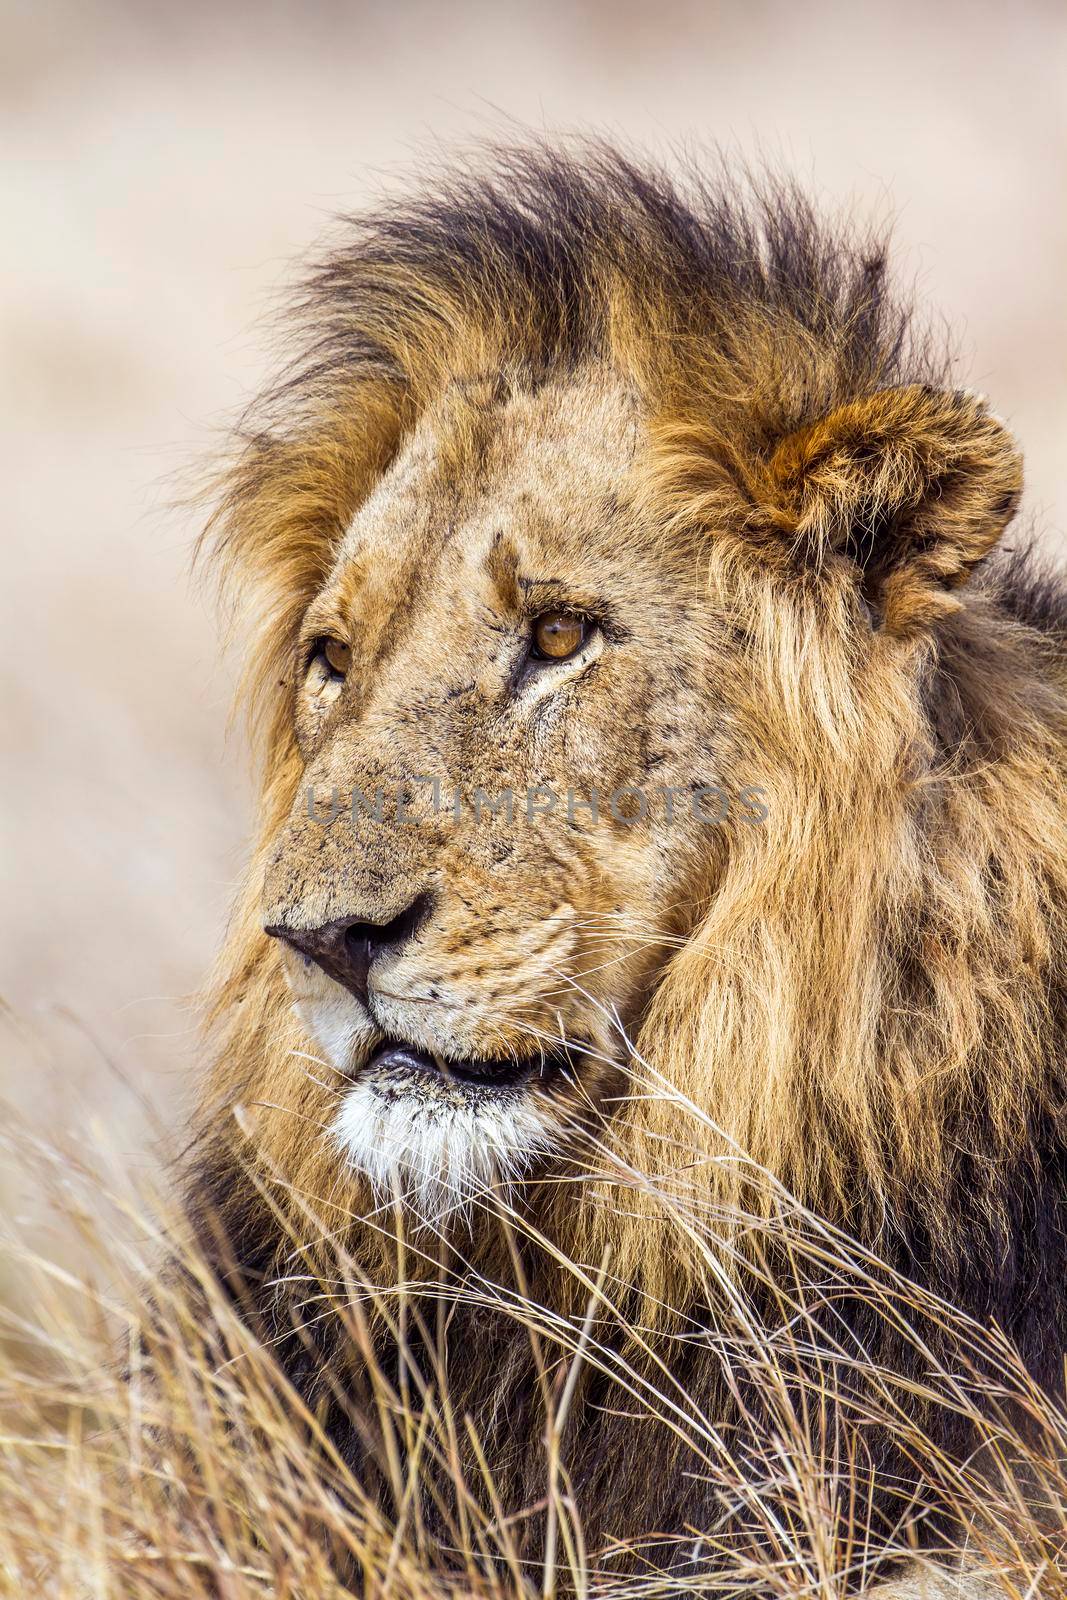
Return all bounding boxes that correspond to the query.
[760,385,1022,625]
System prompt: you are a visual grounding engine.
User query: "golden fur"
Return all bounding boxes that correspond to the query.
[190,150,1067,1567]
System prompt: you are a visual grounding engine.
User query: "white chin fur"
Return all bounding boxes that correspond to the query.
[331,1076,558,1226]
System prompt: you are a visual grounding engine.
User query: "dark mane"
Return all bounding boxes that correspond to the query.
[987,539,1067,635]
[269,140,944,433]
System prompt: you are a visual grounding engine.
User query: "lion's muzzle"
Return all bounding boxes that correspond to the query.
[265,892,434,1011]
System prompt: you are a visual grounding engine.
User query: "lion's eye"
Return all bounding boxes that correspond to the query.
[316,638,351,678]
[531,611,588,661]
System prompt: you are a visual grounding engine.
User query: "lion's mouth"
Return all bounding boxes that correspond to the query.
[365,1037,577,1092]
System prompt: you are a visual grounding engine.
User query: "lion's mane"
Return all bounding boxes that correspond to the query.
[191,143,1067,1573]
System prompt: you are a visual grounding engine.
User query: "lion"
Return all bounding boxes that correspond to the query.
[189,144,1067,1587]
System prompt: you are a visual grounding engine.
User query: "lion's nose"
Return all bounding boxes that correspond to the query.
[265,893,433,1008]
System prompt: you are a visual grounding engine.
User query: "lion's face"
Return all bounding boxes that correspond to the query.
[262,371,730,1208]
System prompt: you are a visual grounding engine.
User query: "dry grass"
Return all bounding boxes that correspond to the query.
[2,1068,1066,1600]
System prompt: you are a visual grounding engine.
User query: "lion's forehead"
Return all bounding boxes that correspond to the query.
[335,369,645,599]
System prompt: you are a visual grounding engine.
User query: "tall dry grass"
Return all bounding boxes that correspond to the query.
[2,1049,1065,1600]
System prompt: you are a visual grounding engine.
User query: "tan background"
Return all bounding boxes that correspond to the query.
[2,0,1065,1235]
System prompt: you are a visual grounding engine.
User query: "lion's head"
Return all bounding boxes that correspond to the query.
[258,363,742,1212]
[198,146,1065,1316]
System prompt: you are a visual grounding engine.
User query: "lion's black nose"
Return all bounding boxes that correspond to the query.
[265,893,433,1008]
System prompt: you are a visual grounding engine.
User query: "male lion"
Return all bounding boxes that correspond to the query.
[192,146,1067,1587]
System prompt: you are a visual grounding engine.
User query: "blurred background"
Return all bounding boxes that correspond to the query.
[1,0,1065,1274]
